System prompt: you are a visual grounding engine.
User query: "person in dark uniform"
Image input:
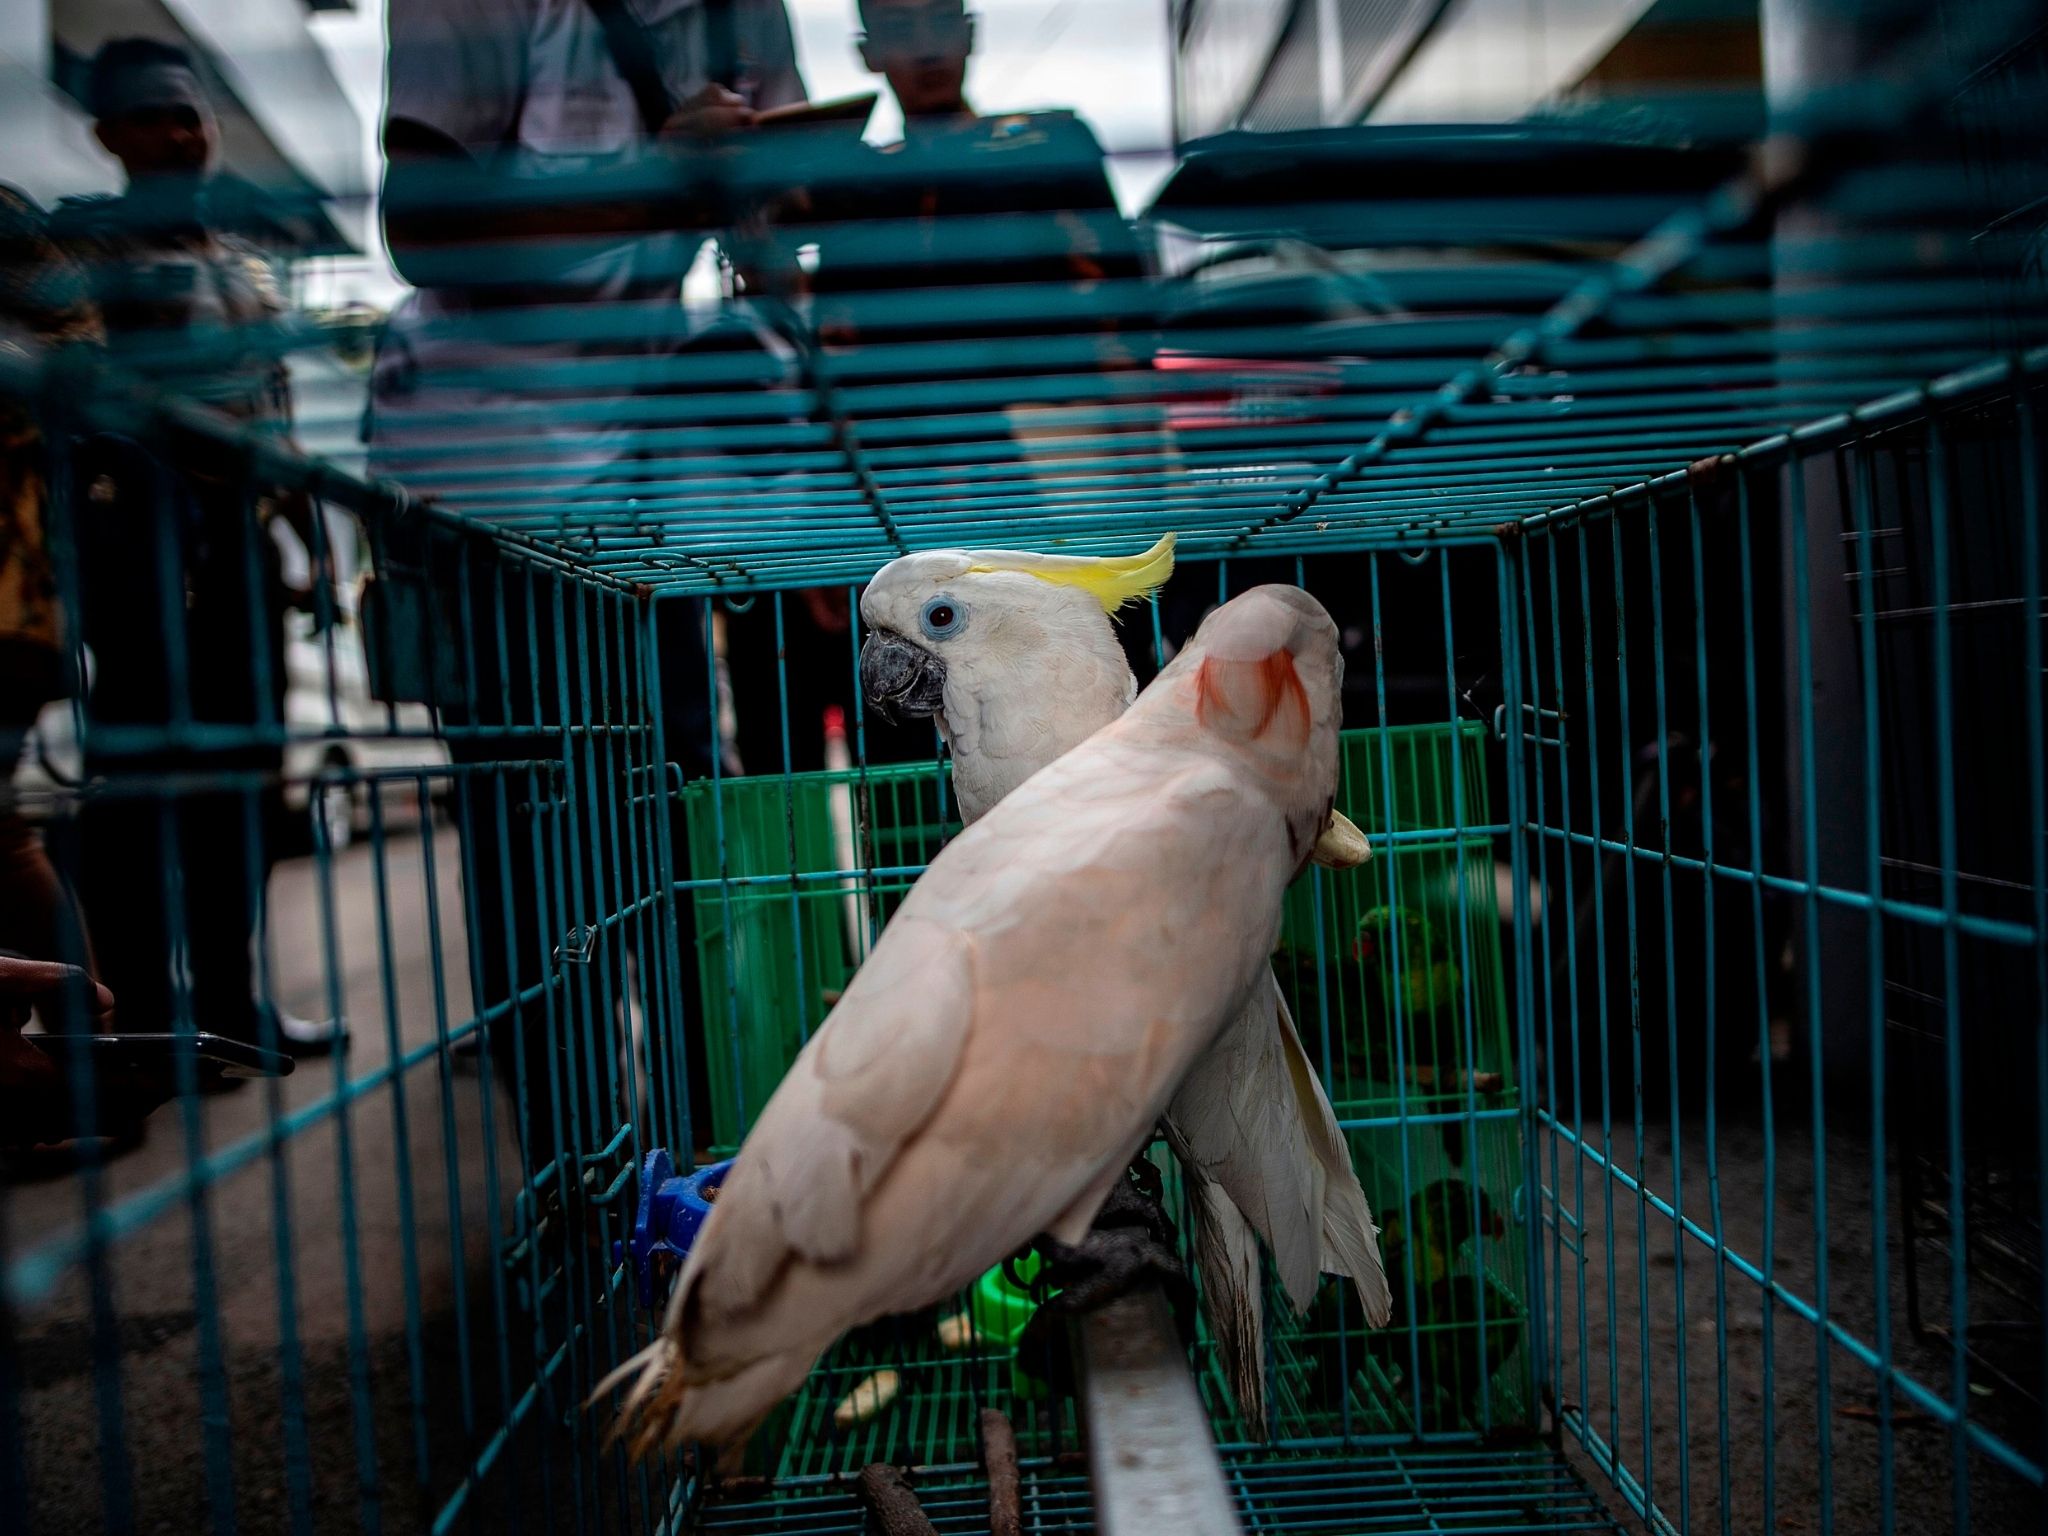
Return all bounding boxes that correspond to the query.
[825,0,1145,348]
[735,0,1162,723]
[0,186,102,997]
[725,0,1157,775]
[51,40,343,1054]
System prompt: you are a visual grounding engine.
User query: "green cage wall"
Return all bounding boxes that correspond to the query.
[676,713,1533,1469]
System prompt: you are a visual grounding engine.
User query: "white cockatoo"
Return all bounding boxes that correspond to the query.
[858,534,1392,1436]
[608,584,1358,1452]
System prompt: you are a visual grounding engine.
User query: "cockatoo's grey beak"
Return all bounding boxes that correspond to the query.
[860,631,948,722]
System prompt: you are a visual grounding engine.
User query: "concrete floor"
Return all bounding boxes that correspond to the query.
[5,817,639,1536]
[1548,1110,2042,1536]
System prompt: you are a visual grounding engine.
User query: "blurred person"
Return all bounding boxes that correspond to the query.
[50,39,343,1055]
[367,0,819,1156]
[830,0,1141,314]
[722,0,989,773]
[858,0,975,121]
[369,0,810,501]
[725,0,1156,775]
[54,41,301,426]
[0,186,102,998]
[768,0,1158,709]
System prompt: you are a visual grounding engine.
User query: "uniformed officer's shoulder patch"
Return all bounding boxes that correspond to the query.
[1029,109,1101,145]
[982,109,1105,158]
[982,113,1053,150]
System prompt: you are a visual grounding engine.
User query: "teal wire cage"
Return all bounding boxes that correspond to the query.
[3,2,2047,1533]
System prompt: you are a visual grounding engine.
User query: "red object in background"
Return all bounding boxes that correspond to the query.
[1152,349,1346,434]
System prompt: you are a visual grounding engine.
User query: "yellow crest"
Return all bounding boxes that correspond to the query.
[966,532,1176,617]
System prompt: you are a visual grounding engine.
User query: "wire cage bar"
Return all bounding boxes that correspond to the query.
[3,2,2047,1534]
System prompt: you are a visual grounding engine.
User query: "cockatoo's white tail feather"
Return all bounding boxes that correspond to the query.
[1178,1138,1270,1441]
[1273,983,1394,1327]
[1170,972,1392,1328]
[1323,1174,1395,1329]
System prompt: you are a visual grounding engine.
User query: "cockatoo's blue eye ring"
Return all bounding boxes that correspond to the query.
[919,595,966,640]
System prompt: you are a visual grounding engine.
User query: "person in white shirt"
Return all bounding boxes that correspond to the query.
[366,0,810,1153]
[369,0,808,502]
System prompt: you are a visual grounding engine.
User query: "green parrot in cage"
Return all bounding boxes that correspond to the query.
[603,585,1379,1454]
[1304,1176,1519,1431]
[1383,1179,1520,1426]
[1277,898,1492,1166]
[854,535,1391,1440]
[1354,905,1464,1022]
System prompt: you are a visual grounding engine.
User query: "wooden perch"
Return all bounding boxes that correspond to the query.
[856,1464,937,1536]
[981,1407,1022,1536]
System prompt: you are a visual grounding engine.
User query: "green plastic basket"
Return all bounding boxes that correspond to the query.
[679,761,958,1150]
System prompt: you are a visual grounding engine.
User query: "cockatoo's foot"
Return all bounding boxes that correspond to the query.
[1016,1224,1199,1383]
[1036,1226,1196,1336]
[1029,1162,1197,1345]
[1088,1157,1178,1252]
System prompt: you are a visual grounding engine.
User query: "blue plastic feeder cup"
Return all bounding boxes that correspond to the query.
[618,1150,735,1308]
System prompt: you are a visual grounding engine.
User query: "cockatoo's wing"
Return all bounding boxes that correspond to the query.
[1275,984,1394,1328]
[1169,1120,1270,1441]
[1169,969,1393,1326]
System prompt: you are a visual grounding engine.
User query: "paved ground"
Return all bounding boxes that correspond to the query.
[7,816,570,1535]
[1550,1109,2041,1536]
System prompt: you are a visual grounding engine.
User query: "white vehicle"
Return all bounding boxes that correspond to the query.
[279,610,451,850]
[14,610,450,853]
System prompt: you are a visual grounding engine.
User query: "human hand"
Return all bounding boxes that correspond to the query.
[0,1019,65,1147]
[0,959,124,1150]
[661,84,757,142]
[0,957,114,1032]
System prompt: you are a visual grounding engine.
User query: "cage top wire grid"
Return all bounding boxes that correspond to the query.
[4,21,2038,592]
[236,33,2032,596]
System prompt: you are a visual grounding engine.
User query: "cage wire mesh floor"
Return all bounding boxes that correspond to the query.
[691,1447,1626,1535]
[4,2,2048,1534]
